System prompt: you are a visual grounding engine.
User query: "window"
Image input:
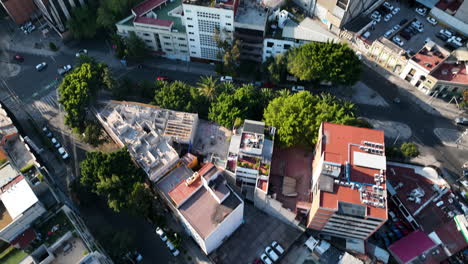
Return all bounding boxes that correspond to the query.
[201,47,218,59]
[163,36,170,39]
[198,19,220,33]
[200,34,216,47]
[191,51,196,54]
[191,45,196,48]
[337,0,349,9]
[226,15,231,18]
[143,33,150,36]
[145,39,152,43]
[188,25,194,28]
[284,44,291,49]
[267,42,274,47]
[179,44,187,47]
[165,48,173,52]
[277,44,282,47]
[189,32,194,35]
[196,12,220,20]
[178,37,185,40]
[164,42,171,45]
[226,23,231,26]
[226,30,232,33]
[190,39,195,41]
[187,17,193,20]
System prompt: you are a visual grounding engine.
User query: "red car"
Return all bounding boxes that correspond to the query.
[156,76,169,81]
[252,258,264,264]
[13,55,24,62]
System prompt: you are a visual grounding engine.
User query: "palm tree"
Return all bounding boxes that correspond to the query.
[197,76,218,101]
[276,89,291,98]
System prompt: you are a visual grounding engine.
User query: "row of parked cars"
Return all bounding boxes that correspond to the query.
[257,241,284,264]
[376,210,412,247]
[437,29,465,49]
[20,21,35,34]
[155,227,180,257]
[42,126,69,160]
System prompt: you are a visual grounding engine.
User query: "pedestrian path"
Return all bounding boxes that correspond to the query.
[32,92,59,118]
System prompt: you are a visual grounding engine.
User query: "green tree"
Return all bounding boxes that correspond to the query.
[101,66,117,90]
[97,0,141,30]
[222,40,241,76]
[288,42,361,85]
[263,91,357,147]
[263,53,288,84]
[67,5,98,39]
[111,32,126,59]
[125,32,148,62]
[96,228,136,263]
[154,81,199,113]
[83,122,103,147]
[80,148,146,212]
[400,142,419,158]
[276,88,291,98]
[197,76,219,101]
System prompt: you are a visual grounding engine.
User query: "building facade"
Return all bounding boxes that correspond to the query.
[1,0,38,25]
[307,122,388,240]
[116,0,191,61]
[182,0,238,61]
[33,0,87,34]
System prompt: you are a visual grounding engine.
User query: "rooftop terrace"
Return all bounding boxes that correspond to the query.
[183,0,236,9]
[234,0,268,30]
[410,42,450,71]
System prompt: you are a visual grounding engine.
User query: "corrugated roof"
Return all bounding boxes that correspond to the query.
[11,228,36,248]
[243,120,264,134]
[282,18,338,43]
[388,230,436,263]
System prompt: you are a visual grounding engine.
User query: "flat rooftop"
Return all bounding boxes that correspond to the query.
[430,62,468,84]
[387,162,461,232]
[124,0,185,33]
[183,0,235,9]
[234,0,268,29]
[319,123,387,220]
[410,42,449,71]
[0,163,19,188]
[0,176,38,229]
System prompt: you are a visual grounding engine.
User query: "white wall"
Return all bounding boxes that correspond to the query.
[262,38,300,61]
[204,200,244,254]
[399,60,430,87]
[182,4,234,60]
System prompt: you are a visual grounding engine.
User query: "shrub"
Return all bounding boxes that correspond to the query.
[20,163,35,173]
[49,42,58,51]
[0,157,7,166]
[400,142,419,158]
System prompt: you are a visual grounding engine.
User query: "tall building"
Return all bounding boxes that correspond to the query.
[307,122,388,240]
[182,0,239,61]
[0,0,38,24]
[116,0,191,61]
[33,0,87,34]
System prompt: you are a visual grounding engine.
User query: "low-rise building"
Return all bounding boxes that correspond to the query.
[157,161,244,254]
[1,0,38,25]
[96,101,198,182]
[116,0,191,61]
[307,122,388,240]
[368,37,409,75]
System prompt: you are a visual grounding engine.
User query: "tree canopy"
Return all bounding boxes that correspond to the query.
[288,42,362,85]
[125,32,148,62]
[263,91,357,147]
[79,148,153,214]
[67,5,98,39]
[97,0,142,30]
[263,53,288,84]
[154,81,205,114]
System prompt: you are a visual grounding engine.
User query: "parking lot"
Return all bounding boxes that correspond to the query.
[210,203,302,264]
[362,1,465,53]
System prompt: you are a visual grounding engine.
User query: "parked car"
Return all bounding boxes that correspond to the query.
[156,76,170,81]
[166,241,179,256]
[384,13,393,22]
[260,254,272,264]
[220,76,233,82]
[455,117,468,126]
[155,227,168,241]
[57,65,72,75]
[383,2,393,10]
[36,62,47,71]
[415,7,427,16]
[384,29,394,38]
[75,49,88,57]
[439,29,454,38]
[13,55,24,62]
[42,126,53,138]
[371,13,381,22]
[392,36,404,46]
[58,147,69,160]
[392,24,401,31]
[51,138,61,148]
[252,258,264,264]
[265,247,279,262]
[392,7,400,15]
[291,86,305,92]
[426,16,438,25]
[271,241,284,255]
[362,31,371,39]
[391,226,403,238]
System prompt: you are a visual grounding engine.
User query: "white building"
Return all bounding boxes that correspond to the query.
[157,161,244,254]
[182,0,238,61]
[263,15,338,61]
[116,0,190,61]
[0,170,46,244]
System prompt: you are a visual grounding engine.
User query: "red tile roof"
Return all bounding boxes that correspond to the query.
[430,63,468,84]
[132,0,166,16]
[10,228,36,248]
[168,176,202,206]
[319,123,387,219]
[411,47,448,72]
[134,16,174,28]
[388,230,437,263]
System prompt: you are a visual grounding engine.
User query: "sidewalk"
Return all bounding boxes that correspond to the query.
[143,59,215,76]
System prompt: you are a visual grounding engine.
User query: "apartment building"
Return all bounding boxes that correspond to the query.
[307,122,388,240]
[262,10,337,61]
[182,0,239,61]
[157,161,244,254]
[116,0,191,61]
[33,0,88,34]
[1,0,38,24]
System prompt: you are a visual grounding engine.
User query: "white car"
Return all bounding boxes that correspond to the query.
[51,138,61,148]
[291,86,304,92]
[265,246,279,262]
[392,36,404,46]
[362,31,371,39]
[384,13,393,22]
[371,13,381,22]
[75,49,88,57]
[384,29,394,38]
[440,29,453,38]
[220,76,233,82]
[261,253,273,264]
[455,117,468,125]
[166,241,179,256]
[271,241,284,255]
[393,24,401,31]
[58,147,69,160]
[155,227,168,242]
[35,62,47,71]
[57,65,72,75]
[392,7,400,15]
[426,16,437,25]
[415,7,427,16]
[383,2,393,10]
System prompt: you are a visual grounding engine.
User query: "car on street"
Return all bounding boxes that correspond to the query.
[51,138,61,148]
[165,241,179,256]
[426,16,438,25]
[291,85,304,92]
[392,36,404,46]
[392,24,401,31]
[383,2,393,10]
[384,29,394,38]
[384,13,393,22]
[455,117,468,126]
[75,49,88,57]
[371,12,381,22]
[58,147,69,160]
[156,76,170,81]
[155,227,168,241]
[362,31,371,39]
[439,29,453,38]
[265,246,279,262]
[252,258,264,264]
[13,55,24,62]
[220,76,233,82]
[57,65,72,75]
[42,126,53,138]
[392,7,400,15]
[260,253,272,264]
[415,7,427,16]
[271,241,284,255]
[36,62,47,71]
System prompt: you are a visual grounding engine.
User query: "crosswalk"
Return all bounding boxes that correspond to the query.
[32,92,59,118]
